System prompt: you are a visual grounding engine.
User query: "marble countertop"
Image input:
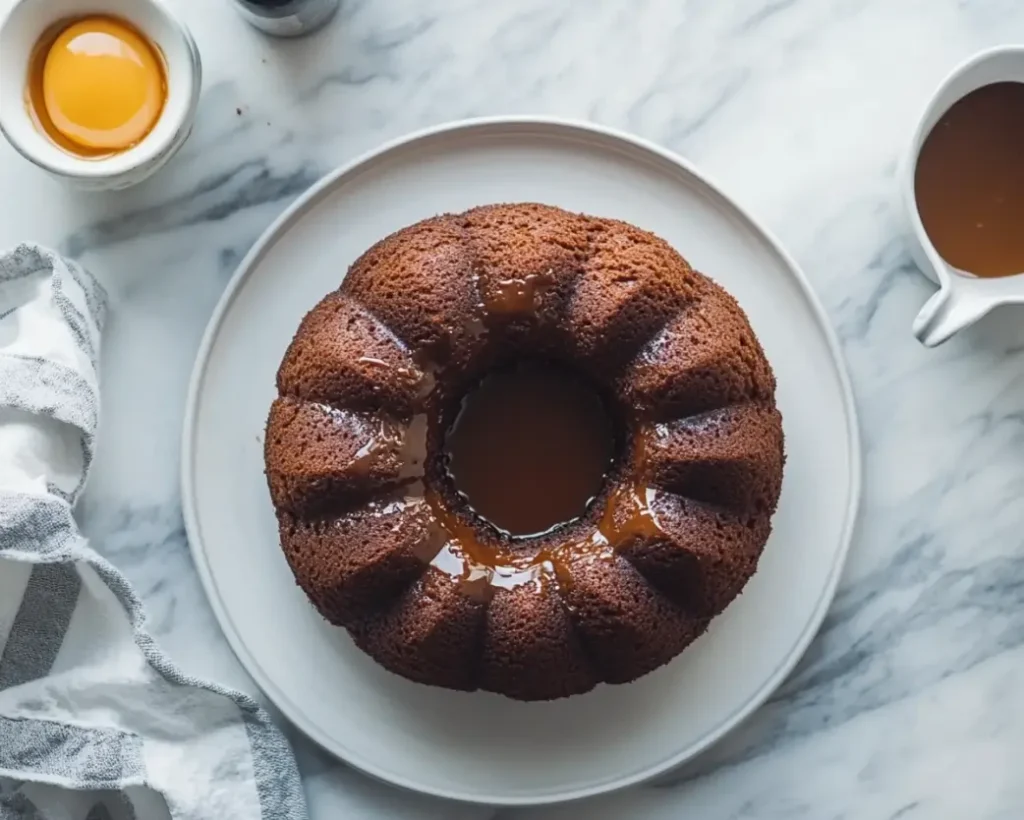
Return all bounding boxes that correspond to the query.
[2,0,1023,817]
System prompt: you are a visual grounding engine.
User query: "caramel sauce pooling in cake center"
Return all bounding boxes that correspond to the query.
[444,362,615,538]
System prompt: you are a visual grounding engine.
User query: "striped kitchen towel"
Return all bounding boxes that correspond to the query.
[0,245,308,820]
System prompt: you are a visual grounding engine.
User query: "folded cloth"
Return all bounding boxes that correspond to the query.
[0,245,308,820]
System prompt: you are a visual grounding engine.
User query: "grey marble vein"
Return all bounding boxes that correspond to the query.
[62,161,322,257]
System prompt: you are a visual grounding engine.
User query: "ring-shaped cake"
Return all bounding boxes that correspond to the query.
[264,203,784,701]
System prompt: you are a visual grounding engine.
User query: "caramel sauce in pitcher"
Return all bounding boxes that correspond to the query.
[915,82,1024,278]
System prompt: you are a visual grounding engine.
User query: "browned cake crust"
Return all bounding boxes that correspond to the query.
[265,203,785,701]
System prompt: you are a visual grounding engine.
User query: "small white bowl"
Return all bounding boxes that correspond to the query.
[0,0,202,191]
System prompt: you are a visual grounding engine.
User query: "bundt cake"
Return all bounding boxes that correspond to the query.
[264,203,784,701]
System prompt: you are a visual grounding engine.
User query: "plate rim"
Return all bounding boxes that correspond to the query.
[180,115,862,807]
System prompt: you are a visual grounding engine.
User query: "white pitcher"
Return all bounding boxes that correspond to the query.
[905,46,1024,347]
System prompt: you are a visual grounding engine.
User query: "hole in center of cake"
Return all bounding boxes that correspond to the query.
[443,360,616,539]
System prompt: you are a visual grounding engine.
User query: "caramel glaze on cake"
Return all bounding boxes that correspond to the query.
[265,203,784,701]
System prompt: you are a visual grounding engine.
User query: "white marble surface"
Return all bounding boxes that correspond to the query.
[2,0,1023,817]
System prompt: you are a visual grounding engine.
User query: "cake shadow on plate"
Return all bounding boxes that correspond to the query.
[263,202,785,702]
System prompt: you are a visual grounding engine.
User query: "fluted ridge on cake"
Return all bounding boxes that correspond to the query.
[460,203,588,328]
[277,497,438,627]
[560,554,709,683]
[351,568,487,692]
[277,292,426,418]
[619,493,773,617]
[265,397,409,518]
[565,218,699,374]
[620,281,776,421]
[476,582,598,700]
[341,215,480,371]
[643,403,784,513]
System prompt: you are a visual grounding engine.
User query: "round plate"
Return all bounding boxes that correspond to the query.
[182,118,861,806]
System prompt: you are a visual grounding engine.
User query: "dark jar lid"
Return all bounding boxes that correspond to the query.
[233,0,339,36]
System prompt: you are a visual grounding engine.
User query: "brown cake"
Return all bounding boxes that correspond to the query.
[264,203,784,701]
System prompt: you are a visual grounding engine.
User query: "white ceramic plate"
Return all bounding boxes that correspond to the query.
[182,118,861,807]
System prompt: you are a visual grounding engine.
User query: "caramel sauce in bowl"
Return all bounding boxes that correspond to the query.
[904,47,1024,347]
[0,0,201,190]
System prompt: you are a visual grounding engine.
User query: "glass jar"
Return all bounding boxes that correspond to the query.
[233,0,340,37]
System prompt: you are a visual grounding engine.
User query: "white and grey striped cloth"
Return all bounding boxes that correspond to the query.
[0,245,308,820]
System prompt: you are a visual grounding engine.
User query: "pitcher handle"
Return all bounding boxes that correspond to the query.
[913,286,996,347]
